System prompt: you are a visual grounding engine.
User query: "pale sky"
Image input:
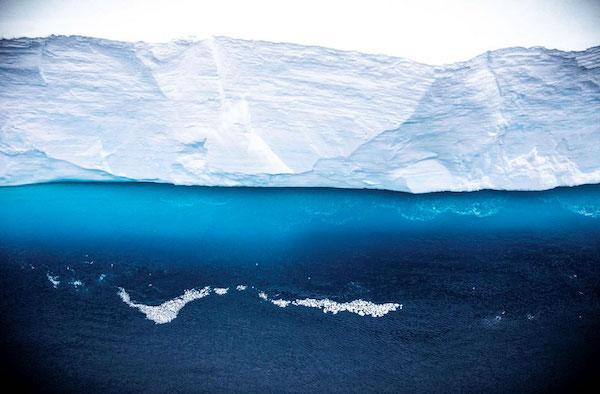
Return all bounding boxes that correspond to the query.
[0,0,599,64]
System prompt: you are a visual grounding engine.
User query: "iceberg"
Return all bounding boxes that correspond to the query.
[0,35,598,193]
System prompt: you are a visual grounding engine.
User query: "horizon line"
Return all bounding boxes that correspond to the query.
[2,33,599,67]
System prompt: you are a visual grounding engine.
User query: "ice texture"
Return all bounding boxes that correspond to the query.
[1,36,599,192]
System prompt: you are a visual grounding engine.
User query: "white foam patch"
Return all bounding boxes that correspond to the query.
[291,298,401,317]
[117,284,402,324]
[262,292,401,317]
[47,273,60,288]
[71,279,84,288]
[271,299,291,308]
[118,286,211,324]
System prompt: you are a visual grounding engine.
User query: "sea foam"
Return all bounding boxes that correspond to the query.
[47,273,60,288]
[291,298,401,317]
[266,293,401,317]
[118,285,402,324]
[118,286,211,324]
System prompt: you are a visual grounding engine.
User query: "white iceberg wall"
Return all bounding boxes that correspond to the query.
[284,47,600,192]
[0,36,598,192]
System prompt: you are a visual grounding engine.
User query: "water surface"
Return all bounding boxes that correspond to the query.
[1,183,599,392]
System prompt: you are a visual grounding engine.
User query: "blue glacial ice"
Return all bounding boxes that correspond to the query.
[0,35,599,192]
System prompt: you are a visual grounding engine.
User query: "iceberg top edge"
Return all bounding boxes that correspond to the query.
[1,34,598,67]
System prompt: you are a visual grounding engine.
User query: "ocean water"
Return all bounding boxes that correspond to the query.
[1,183,599,392]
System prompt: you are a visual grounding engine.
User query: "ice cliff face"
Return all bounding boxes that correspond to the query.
[1,35,599,192]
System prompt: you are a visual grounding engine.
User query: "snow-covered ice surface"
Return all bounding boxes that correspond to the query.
[1,35,599,193]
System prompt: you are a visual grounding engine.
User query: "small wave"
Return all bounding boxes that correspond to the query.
[551,196,600,218]
[71,279,84,288]
[47,273,60,288]
[236,285,247,291]
[397,200,501,221]
[482,310,507,328]
[214,287,229,295]
[565,204,600,218]
[118,286,211,324]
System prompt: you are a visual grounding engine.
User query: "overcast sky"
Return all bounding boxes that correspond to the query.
[0,0,599,64]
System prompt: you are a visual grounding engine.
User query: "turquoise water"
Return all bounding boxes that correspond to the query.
[1,183,599,392]
[2,182,598,248]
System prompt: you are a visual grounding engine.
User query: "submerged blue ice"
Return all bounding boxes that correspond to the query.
[1,183,598,249]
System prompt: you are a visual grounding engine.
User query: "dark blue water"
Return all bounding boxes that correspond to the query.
[1,183,599,392]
